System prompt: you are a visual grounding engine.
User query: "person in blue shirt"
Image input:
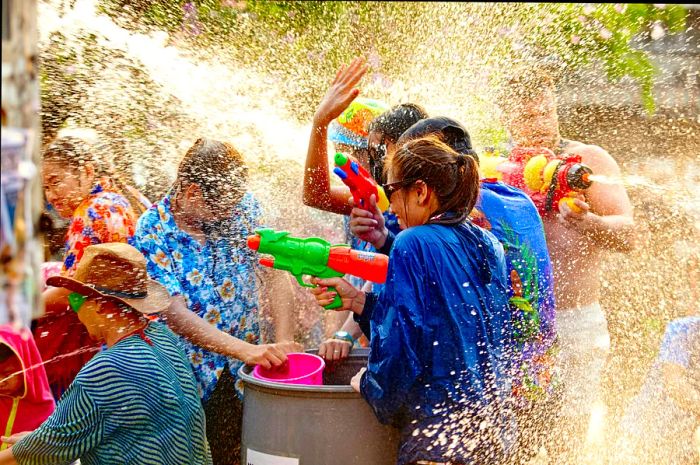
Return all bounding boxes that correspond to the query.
[302,57,427,361]
[397,118,559,462]
[310,137,516,465]
[350,116,559,461]
[0,243,211,465]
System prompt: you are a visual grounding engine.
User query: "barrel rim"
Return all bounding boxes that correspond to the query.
[238,348,370,394]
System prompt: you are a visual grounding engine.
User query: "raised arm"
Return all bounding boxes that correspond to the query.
[303,57,367,215]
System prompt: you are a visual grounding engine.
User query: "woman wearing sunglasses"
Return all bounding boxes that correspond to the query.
[310,137,516,465]
[0,243,211,465]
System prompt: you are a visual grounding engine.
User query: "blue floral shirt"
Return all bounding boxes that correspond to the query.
[133,192,262,401]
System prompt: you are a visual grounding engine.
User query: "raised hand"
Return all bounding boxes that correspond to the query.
[314,57,368,127]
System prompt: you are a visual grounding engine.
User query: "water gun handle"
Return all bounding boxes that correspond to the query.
[289,272,342,310]
[559,192,583,213]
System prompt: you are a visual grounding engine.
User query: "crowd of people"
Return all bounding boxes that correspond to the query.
[1,56,698,465]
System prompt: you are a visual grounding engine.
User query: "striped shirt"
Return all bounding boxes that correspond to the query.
[13,323,212,465]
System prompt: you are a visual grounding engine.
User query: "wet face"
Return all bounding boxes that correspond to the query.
[504,90,560,149]
[0,345,25,397]
[386,168,434,229]
[42,160,94,218]
[181,183,238,225]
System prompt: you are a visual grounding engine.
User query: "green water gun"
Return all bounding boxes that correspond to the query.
[247,228,389,310]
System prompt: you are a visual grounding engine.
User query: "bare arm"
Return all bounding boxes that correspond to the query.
[303,57,368,215]
[558,144,640,252]
[160,296,300,369]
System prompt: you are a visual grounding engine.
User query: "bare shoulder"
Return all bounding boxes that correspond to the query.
[563,139,620,175]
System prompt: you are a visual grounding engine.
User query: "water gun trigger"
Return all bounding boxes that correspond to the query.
[325,288,343,310]
[295,274,342,310]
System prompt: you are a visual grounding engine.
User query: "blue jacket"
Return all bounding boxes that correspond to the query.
[357,222,516,464]
[476,181,557,404]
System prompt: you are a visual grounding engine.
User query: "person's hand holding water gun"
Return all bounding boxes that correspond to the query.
[349,194,389,250]
[557,192,591,230]
[309,277,367,315]
[247,229,388,310]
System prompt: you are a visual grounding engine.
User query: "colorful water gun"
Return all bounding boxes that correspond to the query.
[247,228,389,309]
[333,152,390,212]
[498,147,593,215]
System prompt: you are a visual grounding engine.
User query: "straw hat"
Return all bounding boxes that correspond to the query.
[47,243,171,315]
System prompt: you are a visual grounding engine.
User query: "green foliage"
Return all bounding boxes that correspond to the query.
[523,3,688,113]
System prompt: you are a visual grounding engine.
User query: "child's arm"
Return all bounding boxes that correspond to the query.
[303,57,367,215]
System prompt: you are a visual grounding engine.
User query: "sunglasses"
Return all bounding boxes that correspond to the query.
[68,292,88,313]
[382,178,419,201]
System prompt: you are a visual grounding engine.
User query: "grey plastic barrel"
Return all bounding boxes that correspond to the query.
[239,349,399,465]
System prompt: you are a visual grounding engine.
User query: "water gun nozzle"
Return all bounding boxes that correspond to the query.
[247,235,261,251]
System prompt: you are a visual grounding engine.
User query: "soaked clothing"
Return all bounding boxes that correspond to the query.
[0,325,55,438]
[615,316,700,465]
[133,192,262,401]
[356,222,515,465]
[12,323,212,465]
[203,365,243,465]
[34,179,138,399]
[473,180,558,405]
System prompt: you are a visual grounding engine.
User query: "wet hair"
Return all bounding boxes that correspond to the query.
[496,67,556,111]
[388,136,480,225]
[399,116,479,163]
[43,136,148,215]
[367,103,428,183]
[176,138,248,207]
[368,103,429,143]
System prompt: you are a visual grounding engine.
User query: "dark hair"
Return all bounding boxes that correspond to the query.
[368,103,429,143]
[399,116,478,163]
[176,138,248,207]
[43,136,148,215]
[388,136,480,225]
[367,103,428,183]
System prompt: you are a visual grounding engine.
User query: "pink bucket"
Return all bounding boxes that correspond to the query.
[252,352,325,386]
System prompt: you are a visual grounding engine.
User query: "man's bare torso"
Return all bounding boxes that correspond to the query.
[543,140,608,310]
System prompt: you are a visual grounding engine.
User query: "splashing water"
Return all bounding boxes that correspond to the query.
[32,1,700,464]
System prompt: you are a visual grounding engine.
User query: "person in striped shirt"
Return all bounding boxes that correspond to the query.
[0,243,211,465]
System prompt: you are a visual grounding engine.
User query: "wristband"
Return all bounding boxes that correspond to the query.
[332,330,355,346]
